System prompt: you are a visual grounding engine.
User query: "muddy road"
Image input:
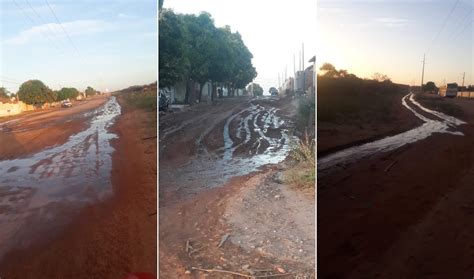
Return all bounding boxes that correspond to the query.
[318,94,474,279]
[0,94,157,278]
[160,96,315,278]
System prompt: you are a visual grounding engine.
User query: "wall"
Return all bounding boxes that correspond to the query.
[458,91,474,98]
[0,102,22,117]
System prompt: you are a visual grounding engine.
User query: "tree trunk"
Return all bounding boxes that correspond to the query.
[211,82,217,102]
[186,80,195,105]
[198,82,207,103]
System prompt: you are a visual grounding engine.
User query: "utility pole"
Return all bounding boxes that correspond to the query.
[278,73,280,88]
[420,53,425,93]
[302,43,305,95]
[462,72,465,87]
[293,54,296,77]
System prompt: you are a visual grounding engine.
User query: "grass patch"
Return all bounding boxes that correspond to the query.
[318,76,408,124]
[123,91,157,111]
[296,98,315,134]
[284,131,315,189]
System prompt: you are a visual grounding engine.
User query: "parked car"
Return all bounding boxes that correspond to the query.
[159,90,171,111]
[62,100,73,108]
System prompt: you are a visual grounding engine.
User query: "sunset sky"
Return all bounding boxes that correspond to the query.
[318,0,473,87]
[0,0,156,93]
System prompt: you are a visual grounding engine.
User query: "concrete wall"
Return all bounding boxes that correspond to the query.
[0,101,57,117]
[0,102,22,117]
[458,91,474,98]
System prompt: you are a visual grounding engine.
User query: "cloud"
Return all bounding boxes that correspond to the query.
[3,20,109,45]
[118,13,136,19]
[373,17,413,27]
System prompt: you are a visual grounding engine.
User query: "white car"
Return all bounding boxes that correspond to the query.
[62,101,73,108]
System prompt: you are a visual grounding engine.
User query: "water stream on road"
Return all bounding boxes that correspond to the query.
[162,99,297,198]
[318,93,466,172]
[0,97,121,258]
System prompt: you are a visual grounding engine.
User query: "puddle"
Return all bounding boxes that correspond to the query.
[318,93,466,172]
[0,97,121,258]
[161,100,297,197]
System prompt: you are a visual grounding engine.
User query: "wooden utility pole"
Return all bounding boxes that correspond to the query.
[421,53,425,93]
[462,72,465,87]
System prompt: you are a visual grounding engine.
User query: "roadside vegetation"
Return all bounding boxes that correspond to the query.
[284,131,315,190]
[117,82,157,111]
[6,79,98,106]
[318,63,409,124]
[159,9,256,104]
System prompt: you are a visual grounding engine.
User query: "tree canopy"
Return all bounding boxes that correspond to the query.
[0,87,9,98]
[57,87,79,101]
[18,80,56,105]
[159,9,257,94]
[246,83,263,97]
[423,81,437,91]
[85,86,96,96]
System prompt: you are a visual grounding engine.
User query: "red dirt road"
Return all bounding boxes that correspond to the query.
[318,95,474,279]
[0,95,157,278]
[0,96,109,160]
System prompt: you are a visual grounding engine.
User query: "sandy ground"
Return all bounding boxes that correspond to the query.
[318,94,474,279]
[159,96,315,278]
[0,96,109,160]
[0,95,157,278]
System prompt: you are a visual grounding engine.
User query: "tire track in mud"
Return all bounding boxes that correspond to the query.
[0,97,121,260]
[318,93,467,173]
[160,99,296,203]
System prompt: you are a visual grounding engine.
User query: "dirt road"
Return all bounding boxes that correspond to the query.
[0,94,157,278]
[159,96,315,278]
[0,96,109,160]
[318,94,474,279]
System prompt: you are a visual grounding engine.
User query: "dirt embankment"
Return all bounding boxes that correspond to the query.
[317,77,421,155]
[318,97,474,279]
[0,96,157,278]
[0,96,109,160]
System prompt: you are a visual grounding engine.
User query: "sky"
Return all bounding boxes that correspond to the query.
[0,0,157,93]
[318,0,473,87]
[163,0,317,94]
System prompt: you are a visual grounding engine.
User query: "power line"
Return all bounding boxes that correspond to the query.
[24,0,67,51]
[44,0,81,58]
[452,19,473,41]
[11,0,62,51]
[427,0,460,53]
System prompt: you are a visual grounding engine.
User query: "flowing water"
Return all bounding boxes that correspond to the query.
[0,97,121,258]
[161,98,297,198]
[318,93,466,172]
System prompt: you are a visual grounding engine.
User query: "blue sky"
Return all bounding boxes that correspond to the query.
[318,0,473,86]
[0,0,157,93]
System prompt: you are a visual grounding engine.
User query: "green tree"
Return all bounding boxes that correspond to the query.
[18,80,56,105]
[159,9,189,88]
[85,86,96,96]
[57,87,79,101]
[0,87,9,98]
[372,72,391,82]
[246,83,263,97]
[423,81,437,91]
[319,63,339,78]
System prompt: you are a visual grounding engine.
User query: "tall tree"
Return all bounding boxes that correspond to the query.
[159,9,189,89]
[0,87,9,98]
[85,86,96,96]
[18,80,56,105]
